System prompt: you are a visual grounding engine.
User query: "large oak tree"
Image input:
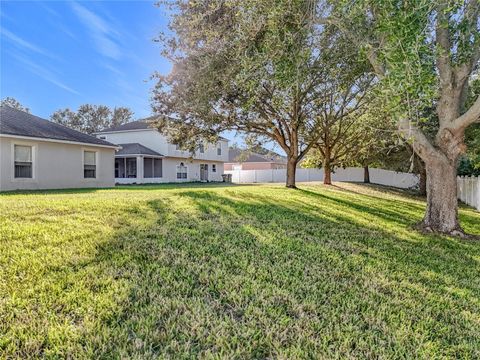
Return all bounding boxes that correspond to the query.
[153,0,372,188]
[325,0,480,236]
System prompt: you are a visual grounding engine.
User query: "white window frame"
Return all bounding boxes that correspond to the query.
[199,143,205,154]
[176,162,188,180]
[11,141,37,182]
[82,148,98,180]
[217,143,222,156]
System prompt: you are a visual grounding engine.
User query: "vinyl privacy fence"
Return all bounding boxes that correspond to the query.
[457,176,480,211]
[226,168,480,211]
[225,167,419,189]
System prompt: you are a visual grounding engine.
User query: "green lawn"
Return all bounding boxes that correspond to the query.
[1,183,479,359]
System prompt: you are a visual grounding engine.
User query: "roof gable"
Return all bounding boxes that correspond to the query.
[97,118,157,133]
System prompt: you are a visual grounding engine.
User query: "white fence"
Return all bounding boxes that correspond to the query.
[225,168,480,211]
[225,167,419,189]
[457,176,480,210]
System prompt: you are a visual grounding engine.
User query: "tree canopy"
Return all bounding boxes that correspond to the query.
[153,0,479,236]
[153,0,373,187]
[1,97,30,113]
[51,105,134,134]
[324,0,480,235]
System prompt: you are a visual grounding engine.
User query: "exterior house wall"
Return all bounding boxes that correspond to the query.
[98,130,170,156]
[0,136,115,191]
[161,158,224,182]
[97,130,227,183]
[98,130,229,162]
[115,158,225,184]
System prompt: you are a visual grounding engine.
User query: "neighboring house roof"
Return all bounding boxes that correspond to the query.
[228,148,287,163]
[0,105,117,148]
[116,143,163,157]
[98,118,156,133]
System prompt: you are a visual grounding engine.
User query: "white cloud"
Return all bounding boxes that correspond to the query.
[38,2,61,18]
[1,28,59,60]
[71,2,121,59]
[102,63,123,76]
[11,52,80,95]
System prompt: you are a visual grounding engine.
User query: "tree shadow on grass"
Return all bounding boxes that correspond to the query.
[4,187,479,358]
[297,186,480,234]
[0,182,245,196]
[91,189,478,357]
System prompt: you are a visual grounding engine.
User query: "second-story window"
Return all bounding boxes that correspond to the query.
[217,143,222,155]
[175,143,181,150]
[199,143,204,153]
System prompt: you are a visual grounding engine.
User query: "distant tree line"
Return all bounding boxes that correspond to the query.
[1,97,134,134]
[50,105,133,134]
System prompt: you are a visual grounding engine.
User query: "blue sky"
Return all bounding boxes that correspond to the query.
[0,1,280,151]
[1,1,170,119]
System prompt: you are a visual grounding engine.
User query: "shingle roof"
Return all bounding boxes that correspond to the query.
[228,148,287,163]
[98,118,156,133]
[116,143,163,157]
[0,105,117,147]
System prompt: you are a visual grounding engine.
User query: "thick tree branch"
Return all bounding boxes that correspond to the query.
[398,118,443,162]
[450,95,480,130]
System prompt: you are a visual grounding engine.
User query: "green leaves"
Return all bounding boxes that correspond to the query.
[1,97,30,113]
[50,105,134,134]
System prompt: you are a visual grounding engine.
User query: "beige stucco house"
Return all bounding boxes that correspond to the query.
[0,106,118,191]
[95,118,229,183]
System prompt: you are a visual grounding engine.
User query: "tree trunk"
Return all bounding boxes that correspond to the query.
[421,157,462,235]
[363,165,370,183]
[419,166,427,196]
[323,158,332,185]
[286,156,298,188]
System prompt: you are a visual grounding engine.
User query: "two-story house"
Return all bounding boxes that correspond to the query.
[95,118,228,184]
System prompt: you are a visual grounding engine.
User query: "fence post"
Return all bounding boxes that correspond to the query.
[460,176,464,202]
[458,175,480,211]
[457,176,463,204]
[477,176,480,210]
[471,176,475,208]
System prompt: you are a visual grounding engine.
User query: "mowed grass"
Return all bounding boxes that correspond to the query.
[1,183,479,359]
